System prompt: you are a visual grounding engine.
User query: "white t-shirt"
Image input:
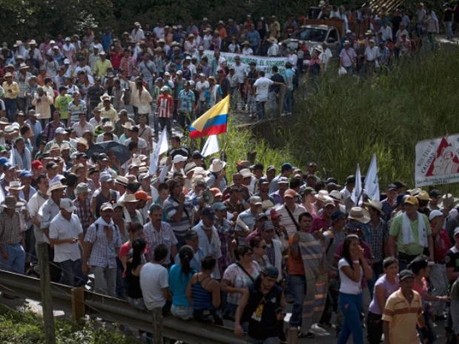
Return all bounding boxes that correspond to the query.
[140,262,169,310]
[338,258,362,294]
[49,213,83,262]
[253,77,274,102]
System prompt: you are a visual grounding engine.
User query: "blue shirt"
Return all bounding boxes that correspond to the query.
[168,263,194,307]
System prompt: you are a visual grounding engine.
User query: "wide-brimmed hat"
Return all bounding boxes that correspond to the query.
[6,180,24,191]
[348,207,370,224]
[47,181,66,196]
[122,194,139,204]
[122,122,134,130]
[100,93,112,102]
[315,190,330,202]
[209,159,226,173]
[364,200,383,214]
[1,195,24,209]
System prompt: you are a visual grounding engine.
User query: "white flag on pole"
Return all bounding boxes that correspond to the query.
[159,129,169,155]
[351,163,362,205]
[149,130,169,175]
[364,154,380,201]
[201,135,220,157]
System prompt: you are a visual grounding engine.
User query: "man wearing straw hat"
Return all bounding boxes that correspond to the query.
[0,195,26,273]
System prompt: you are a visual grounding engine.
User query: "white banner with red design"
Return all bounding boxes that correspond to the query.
[415,135,459,187]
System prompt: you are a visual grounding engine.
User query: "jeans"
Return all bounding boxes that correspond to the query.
[283,89,294,114]
[0,243,25,273]
[445,22,453,39]
[366,311,383,344]
[91,266,117,297]
[256,101,266,120]
[337,292,364,344]
[59,259,82,286]
[4,98,17,122]
[288,275,306,327]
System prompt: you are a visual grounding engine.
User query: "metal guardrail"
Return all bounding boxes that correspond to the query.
[0,269,245,344]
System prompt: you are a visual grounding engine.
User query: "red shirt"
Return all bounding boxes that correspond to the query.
[433,229,451,263]
[157,94,174,118]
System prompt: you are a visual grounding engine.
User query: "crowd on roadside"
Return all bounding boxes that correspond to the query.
[0,1,457,124]
[0,2,458,344]
[3,133,459,343]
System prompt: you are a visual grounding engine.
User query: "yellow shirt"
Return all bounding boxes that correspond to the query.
[2,81,19,99]
[382,288,423,344]
[93,59,113,78]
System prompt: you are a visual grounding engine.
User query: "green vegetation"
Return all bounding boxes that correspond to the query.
[0,304,142,344]
[278,46,459,187]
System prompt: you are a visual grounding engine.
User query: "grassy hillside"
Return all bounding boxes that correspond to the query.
[284,46,459,188]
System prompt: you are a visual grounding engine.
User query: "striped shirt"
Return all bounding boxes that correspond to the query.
[157,94,174,118]
[382,289,423,343]
[163,196,193,237]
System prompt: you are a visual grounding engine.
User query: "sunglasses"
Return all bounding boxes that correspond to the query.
[260,245,267,249]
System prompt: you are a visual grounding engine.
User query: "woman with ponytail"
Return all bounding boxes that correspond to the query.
[169,245,195,320]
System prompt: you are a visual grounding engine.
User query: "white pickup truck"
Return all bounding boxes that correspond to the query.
[282,20,343,68]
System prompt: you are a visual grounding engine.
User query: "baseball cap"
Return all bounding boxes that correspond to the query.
[399,269,415,281]
[100,202,113,212]
[201,207,215,219]
[429,189,442,198]
[135,190,152,201]
[262,265,279,279]
[278,177,289,184]
[99,173,113,183]
[331,210,347,222]
[31,160,43,169]
[249,196,262,205]
[19,170,33,178]
[284,189,298,199]
[212,202,227,211]
[404,196,419,206]
[428,210,443,221]
[454,227,459,237]
[60,198,75,213]
[173,155,188,164]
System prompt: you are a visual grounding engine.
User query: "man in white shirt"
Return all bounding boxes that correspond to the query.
[253,71,274,120]
[48,198,84,286]
[140,244,169,344]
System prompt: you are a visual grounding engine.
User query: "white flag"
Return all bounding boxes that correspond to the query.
[351,163,362,205]
[149,130,168,175]
[201,135,220,157]
[9,148,14,167]
[364,154,380,201]
[159,129,169,155]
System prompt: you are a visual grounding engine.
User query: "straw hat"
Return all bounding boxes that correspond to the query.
[348,207,370,224]
[209,159,226,173]
[47,181,66,196]
[364,200,383,214]
[5,180,24,191]
[1,195,23,209]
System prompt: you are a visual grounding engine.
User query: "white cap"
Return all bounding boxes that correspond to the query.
[429,209,443,221]
[60,198,75,213]
[173,155,188,164]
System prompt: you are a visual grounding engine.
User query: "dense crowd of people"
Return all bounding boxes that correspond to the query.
[0,2,458,344]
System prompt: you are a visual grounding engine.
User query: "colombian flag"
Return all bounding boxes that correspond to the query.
[189,95,229,139]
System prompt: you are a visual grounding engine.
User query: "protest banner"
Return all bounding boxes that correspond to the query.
[415,134,459,186]
[203,50,288,76]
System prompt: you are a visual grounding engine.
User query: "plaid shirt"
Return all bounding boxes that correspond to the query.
[367,218,388,263]
[84,218,122,268]
[73,197,94,233]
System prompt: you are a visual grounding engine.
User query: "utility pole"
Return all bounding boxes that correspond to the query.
[37,243,56,344]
